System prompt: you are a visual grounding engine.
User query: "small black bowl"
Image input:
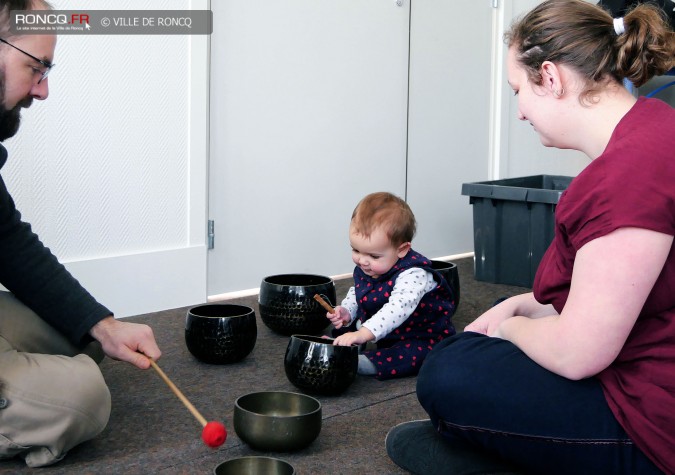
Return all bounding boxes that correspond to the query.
[431,260,460,309]
[185,304,257,364]
[258,274,336,336]
[284,335,358,395]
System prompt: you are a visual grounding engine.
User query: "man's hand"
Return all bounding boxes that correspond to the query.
[89,316,161,369]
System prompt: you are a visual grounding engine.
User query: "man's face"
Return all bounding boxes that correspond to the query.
[0,33,55,141]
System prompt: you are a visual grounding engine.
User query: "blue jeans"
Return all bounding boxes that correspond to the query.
[417,332,662,475]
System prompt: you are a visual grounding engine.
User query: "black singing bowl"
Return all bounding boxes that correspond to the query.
[213,456,295,475]
[233,391,322,452]
[284,335,358,395]
[258,274,336,336]
[185,304,257,364]
[431,260,461,309]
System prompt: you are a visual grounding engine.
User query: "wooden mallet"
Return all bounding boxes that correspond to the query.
[148,358,227,447]
[315,293,350,331]
[313,293,335,315]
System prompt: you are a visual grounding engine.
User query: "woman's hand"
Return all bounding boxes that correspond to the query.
[333,327,375,346]
[464,303,512,336]
[465,293,556,336]
[326,306,351,329]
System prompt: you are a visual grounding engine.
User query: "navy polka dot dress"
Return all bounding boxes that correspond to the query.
[353,250,456,380]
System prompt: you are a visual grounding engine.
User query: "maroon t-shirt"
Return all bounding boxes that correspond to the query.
[534,97,675,474]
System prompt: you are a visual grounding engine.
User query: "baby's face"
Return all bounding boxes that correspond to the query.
[349,226,409,279]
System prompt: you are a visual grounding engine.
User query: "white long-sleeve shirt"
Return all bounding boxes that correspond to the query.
[341,267,438,341]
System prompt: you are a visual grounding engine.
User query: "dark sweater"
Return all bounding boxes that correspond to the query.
[0,144,112,346]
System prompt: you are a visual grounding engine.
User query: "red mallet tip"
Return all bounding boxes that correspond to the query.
[201,421,227,448]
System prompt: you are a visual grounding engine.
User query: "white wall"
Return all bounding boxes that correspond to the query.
[495,0,588,180]
[3,0,209,317]
[406,0,495,259]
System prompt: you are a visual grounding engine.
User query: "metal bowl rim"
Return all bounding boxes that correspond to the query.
[213,456,295,475]
[234,390,322,417]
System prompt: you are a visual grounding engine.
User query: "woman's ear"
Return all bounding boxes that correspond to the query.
[397,242,411,258]
[541,60,565,97]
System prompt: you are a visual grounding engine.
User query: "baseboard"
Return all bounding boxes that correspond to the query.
[207,252,474,303]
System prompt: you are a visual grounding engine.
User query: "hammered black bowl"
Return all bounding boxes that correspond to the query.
[258,274,336,336]
[284,335,358,395]
[214,456,295,475]
[185,304,257,364]
[233,391,322,452]
[431,260,461,309]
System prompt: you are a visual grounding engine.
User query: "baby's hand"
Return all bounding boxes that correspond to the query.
[333,327,375,346]
[326,306,351,329]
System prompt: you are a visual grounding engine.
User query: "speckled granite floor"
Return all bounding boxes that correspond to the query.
[0,257,527,475]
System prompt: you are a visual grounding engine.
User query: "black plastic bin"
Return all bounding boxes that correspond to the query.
[461,175,573,288]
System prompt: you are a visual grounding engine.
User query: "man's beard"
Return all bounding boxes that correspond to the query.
[0,71,31,142]
[0,104,23,141]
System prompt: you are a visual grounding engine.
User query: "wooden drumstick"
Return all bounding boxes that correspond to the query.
[313,294,335,315]
[148,358,227,447]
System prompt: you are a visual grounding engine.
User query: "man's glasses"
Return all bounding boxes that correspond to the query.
[0,38,54,84]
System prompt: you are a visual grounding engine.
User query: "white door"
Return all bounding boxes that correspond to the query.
[208,1,411,296]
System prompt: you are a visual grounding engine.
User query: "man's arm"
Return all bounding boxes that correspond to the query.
[0,161,112,346]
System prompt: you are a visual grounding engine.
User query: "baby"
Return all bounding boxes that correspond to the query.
[327,192,456,380]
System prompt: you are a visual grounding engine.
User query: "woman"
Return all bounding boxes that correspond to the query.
[386,1,674,474]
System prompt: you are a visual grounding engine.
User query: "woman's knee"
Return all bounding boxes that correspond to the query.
[417,336,465,411]
[417,333,504,415]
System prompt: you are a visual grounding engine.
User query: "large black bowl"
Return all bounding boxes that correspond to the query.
[258,274,336,336]
[284,335,358,395]
[185,304,257,364]
[431,260,460,309]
